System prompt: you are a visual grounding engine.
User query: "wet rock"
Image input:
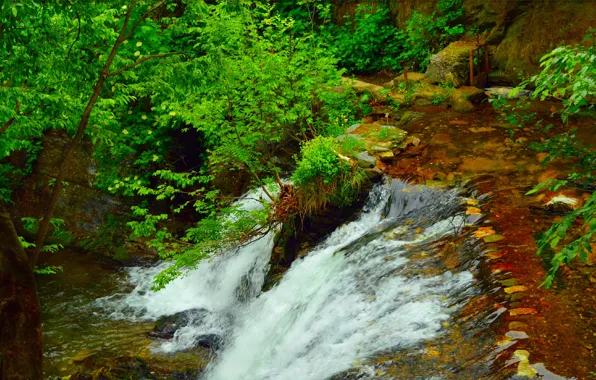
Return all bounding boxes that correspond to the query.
[458,86,488,103]
[378,151,394,161]
[425,41,477,86]
[509,321,528,330]
[504,285,527,294]
[449,91,475,112]
[356,151,377,169]
[513,350,538,378]
[509,308,537,316]
[483,234,504,243]
[95,356,156,380]
[546,195,579,215]
[150,308,209,340]
[194,334,222,350]
[369,145,391,153]
[398,136,421,150]
[500,278,518,287]
[397,111,424,127]
[485,86,532,99]
[363,167,383,182]
[506,331,530,340]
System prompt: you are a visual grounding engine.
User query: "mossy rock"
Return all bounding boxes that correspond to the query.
[449,90,475,112]
[426,41,476,86]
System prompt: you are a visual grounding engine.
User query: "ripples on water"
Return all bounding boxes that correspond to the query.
[93,179,494,379]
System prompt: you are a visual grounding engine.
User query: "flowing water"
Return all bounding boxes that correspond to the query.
[40,102,595,379]
[44,179,497,379]
[203,180,480,380]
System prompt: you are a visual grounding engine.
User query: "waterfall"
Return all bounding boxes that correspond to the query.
[95,186,276,352]
[203,180,475,380]
[97,179,478,378]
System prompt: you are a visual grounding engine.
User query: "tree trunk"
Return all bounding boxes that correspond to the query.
[0,203,43,379]
[30,1,137,268]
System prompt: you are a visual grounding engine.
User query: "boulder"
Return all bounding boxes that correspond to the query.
[409,85,450,107]
[425,41,476,86]
[356,151,377,169]
[343,78,386,101]
[457,86,488,103]
[387,1,596,84]
[546,195,580,215]
[388,72,427,89]
[150,308,209,340]
[398,111,425,127]
[363,167,383,182]
[449,90,475,112]
[11,130,155,261]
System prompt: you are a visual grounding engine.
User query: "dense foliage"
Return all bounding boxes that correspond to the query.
[323,0,464,73]
[1,0,468,291]
[88,1,360,288]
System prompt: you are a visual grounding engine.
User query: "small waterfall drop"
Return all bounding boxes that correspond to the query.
[98,180,480,378]
[95,187,275,352]
[203,180,475,380]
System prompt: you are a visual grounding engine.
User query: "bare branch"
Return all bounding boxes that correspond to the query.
[105,52,187,77]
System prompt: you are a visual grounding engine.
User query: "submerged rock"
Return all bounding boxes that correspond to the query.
[95,356,156,380]
[398,111,425,127]
[150,308,209,340]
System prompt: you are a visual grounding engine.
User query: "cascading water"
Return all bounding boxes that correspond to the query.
[203,180,476,380]
[98,179,482,379]
[95,187,276,352]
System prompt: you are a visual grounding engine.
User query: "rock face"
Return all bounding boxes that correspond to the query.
[335,0,596,83]
[11,130,154,261]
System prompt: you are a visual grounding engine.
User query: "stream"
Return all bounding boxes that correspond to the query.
[41,179,507,379]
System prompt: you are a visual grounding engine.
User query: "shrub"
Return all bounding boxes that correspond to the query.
[326,3,405,73]
[401,0,465,71]
[292,136,365,213]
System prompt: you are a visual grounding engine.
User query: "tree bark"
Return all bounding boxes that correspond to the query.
[0,203,43,379]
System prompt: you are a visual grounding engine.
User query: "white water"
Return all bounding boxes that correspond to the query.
[204,181,474,380]
[98,180,477,378]
[95,187,275,352]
